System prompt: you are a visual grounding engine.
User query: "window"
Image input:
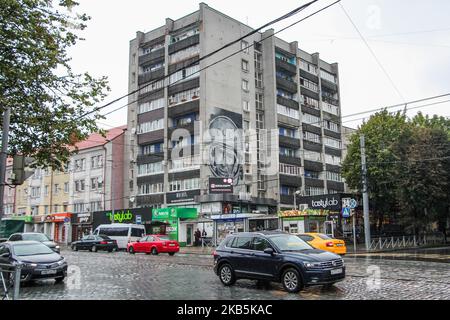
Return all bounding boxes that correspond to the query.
[305,186,325,196]
[139,79,164,95]
[279,147,296,158]
[138,98,165,114]
[320,69,337,83]
[242,59,249,72]
[302,95,319,109]
[142,62,164,74]
[254,51,262,70]
[323,120,340,133]
[169,64,199,84]
[280,185,297,195]
[44,185,49,196]
[326,171,342,182]
[277,89,297,100]
[137,162,164,176]
[74,158,86,171]
[138,183,164,195]
[241,41,249,54]
[255,93,264,110]
[279,163,301,176]
[255,72,263,88]
[173,113,198,127]
[279,126,297,138]
[299,60,318,75]
[141,142,163,155]
[322,102,339,116]
[300,77,318,92]
[169,178,200,192]
[138,119,164,134]
[64,182,69,193]
[253,237,273,251]
[168,87,199,105]
[141,42,164,55]
[90,201,103,211]
[324,137,342,149]
[325,154,341,166]
[170,156,200,171]
[131,228,144,238]
[90,155,103,169]
[275,52,296,65]
[304,151,322,162]
[231,236,253,250]
[303,131,321,144]
[31,187,41,198]
[74,179,86,192]
[242,100,250,112]
[277,105,299,120]
[91,177,103,190]
[242,79,249,91]
[170,27,199,44]
[302,113,321,127]
[168,44,200,64]
[304,170,321,179]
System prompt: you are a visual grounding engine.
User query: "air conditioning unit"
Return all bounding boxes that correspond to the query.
[131,127,136,135]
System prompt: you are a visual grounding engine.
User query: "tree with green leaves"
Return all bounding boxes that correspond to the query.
[0,0,109,168]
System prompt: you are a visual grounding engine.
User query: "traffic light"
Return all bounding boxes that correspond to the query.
[9,155,34,185]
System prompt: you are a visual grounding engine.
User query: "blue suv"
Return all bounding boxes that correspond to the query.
[213,231,345,293]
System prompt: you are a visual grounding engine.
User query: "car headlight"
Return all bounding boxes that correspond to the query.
[23,263,38,268]
[57,258,66,266]
[55,245,60,250]
[304,262,322,269]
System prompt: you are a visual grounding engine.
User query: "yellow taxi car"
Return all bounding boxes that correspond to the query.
[297,233,347,255]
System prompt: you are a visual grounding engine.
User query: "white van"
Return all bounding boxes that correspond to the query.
[93,224,146,249]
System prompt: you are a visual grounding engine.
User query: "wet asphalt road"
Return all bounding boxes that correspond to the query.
[4,248,450,300]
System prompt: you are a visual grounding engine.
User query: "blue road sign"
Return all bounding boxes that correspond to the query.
[342,207,351,218]
[136,215,142,224]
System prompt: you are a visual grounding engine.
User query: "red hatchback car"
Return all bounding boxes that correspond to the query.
[127,235,179,256]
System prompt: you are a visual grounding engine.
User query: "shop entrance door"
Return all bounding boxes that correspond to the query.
[186,224,194,246]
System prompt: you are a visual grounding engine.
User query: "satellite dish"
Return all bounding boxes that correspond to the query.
[129,197,135,203]
[97,177,103,184]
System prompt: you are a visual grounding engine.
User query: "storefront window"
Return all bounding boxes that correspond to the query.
[249,219,265,232]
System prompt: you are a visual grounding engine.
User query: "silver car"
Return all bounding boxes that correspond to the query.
[8,233,60,253]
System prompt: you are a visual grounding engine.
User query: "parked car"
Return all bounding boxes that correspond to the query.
[93,224,145,249]
[71,234,118,252]
[297,233,347,255]
[213,231,345,293]
[127,235,179,256]
[8,232,60,253]
[0,241,67,284]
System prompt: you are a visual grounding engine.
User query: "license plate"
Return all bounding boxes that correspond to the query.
[330,268,343,275]
[169,243,175,246]
[41,270,57,275]
[336,244,344,247]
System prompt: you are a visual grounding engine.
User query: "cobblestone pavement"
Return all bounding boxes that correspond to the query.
[4,249,450,300]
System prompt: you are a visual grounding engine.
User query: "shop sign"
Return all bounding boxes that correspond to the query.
[278,209,330,218]
[152,207,198,220]
[311,197,339,209]
[106,210,134,223]
[33,215,46,224]
[76,213,91,224]
[209,177,234,194]
[9,215,33,223]
[51,213,72,223]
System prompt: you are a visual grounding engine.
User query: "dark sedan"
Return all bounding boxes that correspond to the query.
[71,234,118,252]
[0,241,67,283]
[8,232,60,253]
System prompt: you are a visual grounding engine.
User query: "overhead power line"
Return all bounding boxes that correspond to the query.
[76,0,322,121]
[339,3,405,102]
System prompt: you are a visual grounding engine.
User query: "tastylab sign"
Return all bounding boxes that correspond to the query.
[311,197,339,209]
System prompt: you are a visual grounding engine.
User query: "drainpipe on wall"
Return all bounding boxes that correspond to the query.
[102,145,107,213]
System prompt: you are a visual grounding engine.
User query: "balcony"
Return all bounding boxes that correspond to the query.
[322,95,339,106]
[138,48,165,66]
[279,155,301,166]
[280,194,294,205]
[279,135,301,149]
[168,98,199,118]
[168,121,196,135]
[276,77,298,93]
[137,152,164,164]
[275,58,297,75]
[279,174,302,187]
[277,96,299,110]
[168,34,200,55]
[138,68,165,86]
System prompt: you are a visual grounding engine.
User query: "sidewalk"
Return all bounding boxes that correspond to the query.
[179,246,215,255]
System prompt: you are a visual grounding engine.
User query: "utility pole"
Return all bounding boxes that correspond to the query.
[0,106,11,220]
[360,134,371,250]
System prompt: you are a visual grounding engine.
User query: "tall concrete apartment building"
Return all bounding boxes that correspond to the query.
[125,3,344,217]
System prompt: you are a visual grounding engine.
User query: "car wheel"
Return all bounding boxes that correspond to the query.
[168,252,175,256]
[55,276,65,284]
[151,248,158,255]
[282,268,303,293]
[218,263,236,286]
[92,245,98,252]
[108,249,113,253]
[128,246,135,254]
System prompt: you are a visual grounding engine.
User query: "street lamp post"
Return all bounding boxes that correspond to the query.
[106,159,114,224]
[294,190,302,210]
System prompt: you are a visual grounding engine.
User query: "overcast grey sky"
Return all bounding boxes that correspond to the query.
[68,0,450,129]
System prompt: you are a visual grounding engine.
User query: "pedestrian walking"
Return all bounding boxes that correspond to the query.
[194,228,201,246]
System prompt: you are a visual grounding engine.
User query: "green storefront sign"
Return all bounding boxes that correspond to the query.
[152,208,198,242]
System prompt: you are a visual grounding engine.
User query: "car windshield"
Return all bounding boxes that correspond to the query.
[99,235,111,240]
[13,243,54,256]
[157,236,170,240]
[317,234,332,240]
[270,235,314,251]
[22,233,51,242]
